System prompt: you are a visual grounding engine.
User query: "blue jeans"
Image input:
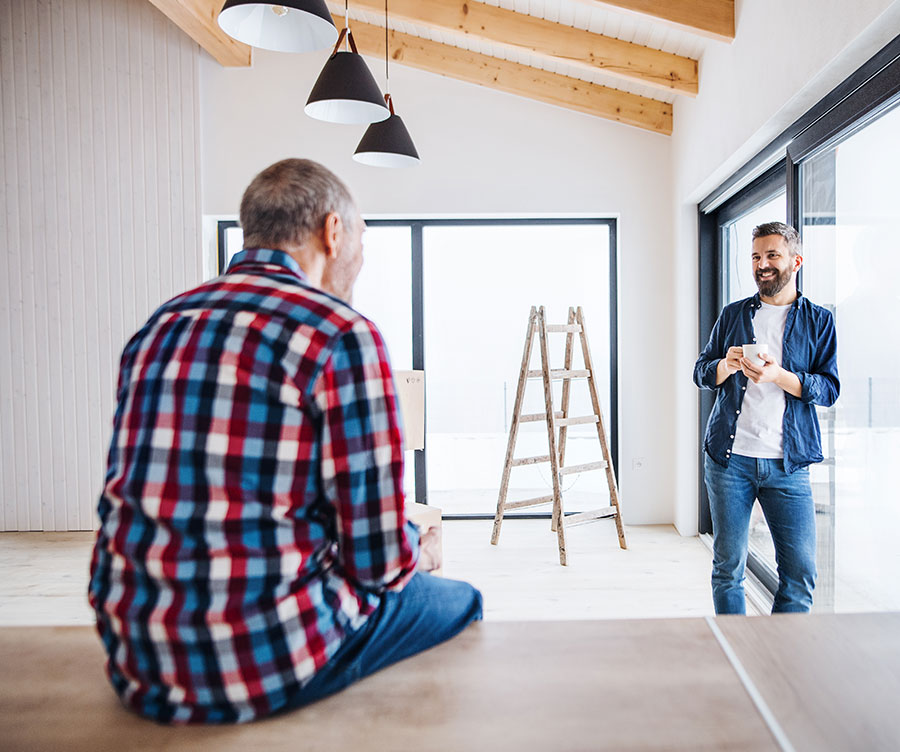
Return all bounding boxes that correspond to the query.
[704,453,817,615]
[285,573,482,709]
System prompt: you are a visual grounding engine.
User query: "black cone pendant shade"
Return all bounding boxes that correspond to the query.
[218,1,337,53]
[305,28,390,125]
[354,94,420,168]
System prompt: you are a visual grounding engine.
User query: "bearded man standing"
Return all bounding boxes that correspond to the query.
[694,222,839,615]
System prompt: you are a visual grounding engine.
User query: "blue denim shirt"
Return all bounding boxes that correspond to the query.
[694,292,839,474]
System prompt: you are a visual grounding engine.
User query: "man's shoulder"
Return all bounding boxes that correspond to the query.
[142,273,381,368]
[796,295,835,325]
[281,282,372,337]
[720,296,754,318]
[256,280,385,364]
[725,296,753,310]
[172,272,370,331]
[799,295,832,315]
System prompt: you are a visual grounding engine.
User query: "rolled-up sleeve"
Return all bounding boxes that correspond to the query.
[796,309,840,407]
[694,316,724,391]
[314,317,419,593]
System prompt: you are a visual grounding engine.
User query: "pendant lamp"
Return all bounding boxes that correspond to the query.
[218,1,337,53]
[353,0,419,167]
[305,18,390,125]
[354,95,420,167]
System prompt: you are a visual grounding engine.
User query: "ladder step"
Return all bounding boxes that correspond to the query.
[511,455,551,467]
[519,411,564,423]
[526,369,590,379]
[564,507,618,526]
[545,324,583,333]
[556,415,599,427]
[559,460,608,476]
[504,495,554,510]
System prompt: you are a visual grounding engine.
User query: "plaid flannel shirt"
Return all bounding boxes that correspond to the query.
[89,248,419,723]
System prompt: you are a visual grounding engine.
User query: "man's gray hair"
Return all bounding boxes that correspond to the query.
[752,221,802,257]
[239,159,357,250]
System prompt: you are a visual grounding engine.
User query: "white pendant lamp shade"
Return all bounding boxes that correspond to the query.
[304,29,390,125]
[218,1,337,53]
[353,95,420,167]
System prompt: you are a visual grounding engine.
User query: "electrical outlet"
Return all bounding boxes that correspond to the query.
[632,457,645,471]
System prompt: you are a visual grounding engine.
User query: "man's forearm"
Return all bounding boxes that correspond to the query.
[715,358,732,386]
[775,367,803,398]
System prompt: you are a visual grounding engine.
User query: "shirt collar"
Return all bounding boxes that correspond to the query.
[226,248,308,283]
[749,289,805,310]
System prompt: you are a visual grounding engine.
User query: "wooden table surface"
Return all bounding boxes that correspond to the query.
[715,612,900,751]
[1,614,898,751]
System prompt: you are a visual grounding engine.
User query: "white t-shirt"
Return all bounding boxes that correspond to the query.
[732,302,791,458]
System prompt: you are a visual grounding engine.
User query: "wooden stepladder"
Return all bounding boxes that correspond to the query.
[491,306,626,565]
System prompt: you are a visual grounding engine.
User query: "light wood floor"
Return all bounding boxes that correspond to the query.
[0,519,716,626]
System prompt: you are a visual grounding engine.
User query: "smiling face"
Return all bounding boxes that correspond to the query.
[752,234,801,300]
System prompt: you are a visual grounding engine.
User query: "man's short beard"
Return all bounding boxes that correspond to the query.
[756,265,793,297]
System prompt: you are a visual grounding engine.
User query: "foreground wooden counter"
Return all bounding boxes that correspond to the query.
[1,614,898,751]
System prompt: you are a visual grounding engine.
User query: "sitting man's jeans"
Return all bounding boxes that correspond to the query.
[286,573,483,709]
[704,453,817,615]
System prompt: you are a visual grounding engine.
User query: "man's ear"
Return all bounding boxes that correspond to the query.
[793,253,804,272]
[322,212,343,259]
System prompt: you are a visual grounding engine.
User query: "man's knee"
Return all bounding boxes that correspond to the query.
[459,580,483,622]
[412,573,483,625]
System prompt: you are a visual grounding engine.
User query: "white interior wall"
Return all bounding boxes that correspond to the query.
[0,0,203,531]
[670,0,900,535]
[200,50,674,524]
[9,1,893,532]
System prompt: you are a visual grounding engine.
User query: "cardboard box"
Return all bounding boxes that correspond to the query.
[393,370,425,451]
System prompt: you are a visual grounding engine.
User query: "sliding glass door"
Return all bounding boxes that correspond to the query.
[420,222,613,516]
[798,103,900,611]
[360,219,617,517]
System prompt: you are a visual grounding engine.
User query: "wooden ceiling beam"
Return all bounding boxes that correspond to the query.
[590,0,734,42]
[336,15,672,135]
[340,0,697,96]
[148,0,251,66]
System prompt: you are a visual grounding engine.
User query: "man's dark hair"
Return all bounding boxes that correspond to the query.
[240,159,356,250]
[752,221,801,257]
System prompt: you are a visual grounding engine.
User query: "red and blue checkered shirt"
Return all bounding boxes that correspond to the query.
[89,248,420,723]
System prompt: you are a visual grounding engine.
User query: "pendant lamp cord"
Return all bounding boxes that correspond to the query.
[384,0,389,96]
[344,0,349,50]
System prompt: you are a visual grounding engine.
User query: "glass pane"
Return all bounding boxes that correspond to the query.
[353,226,415,499]
[721,192,786,576]
[722,193,786,304]
[801,101,900,612]
[353,226,413,370]
[422,224,611,516]
[223,226,243,271]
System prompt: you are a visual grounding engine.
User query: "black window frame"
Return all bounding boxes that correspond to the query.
[216,219,240,274]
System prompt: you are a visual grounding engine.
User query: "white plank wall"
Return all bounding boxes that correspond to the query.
[0,0,203,530]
